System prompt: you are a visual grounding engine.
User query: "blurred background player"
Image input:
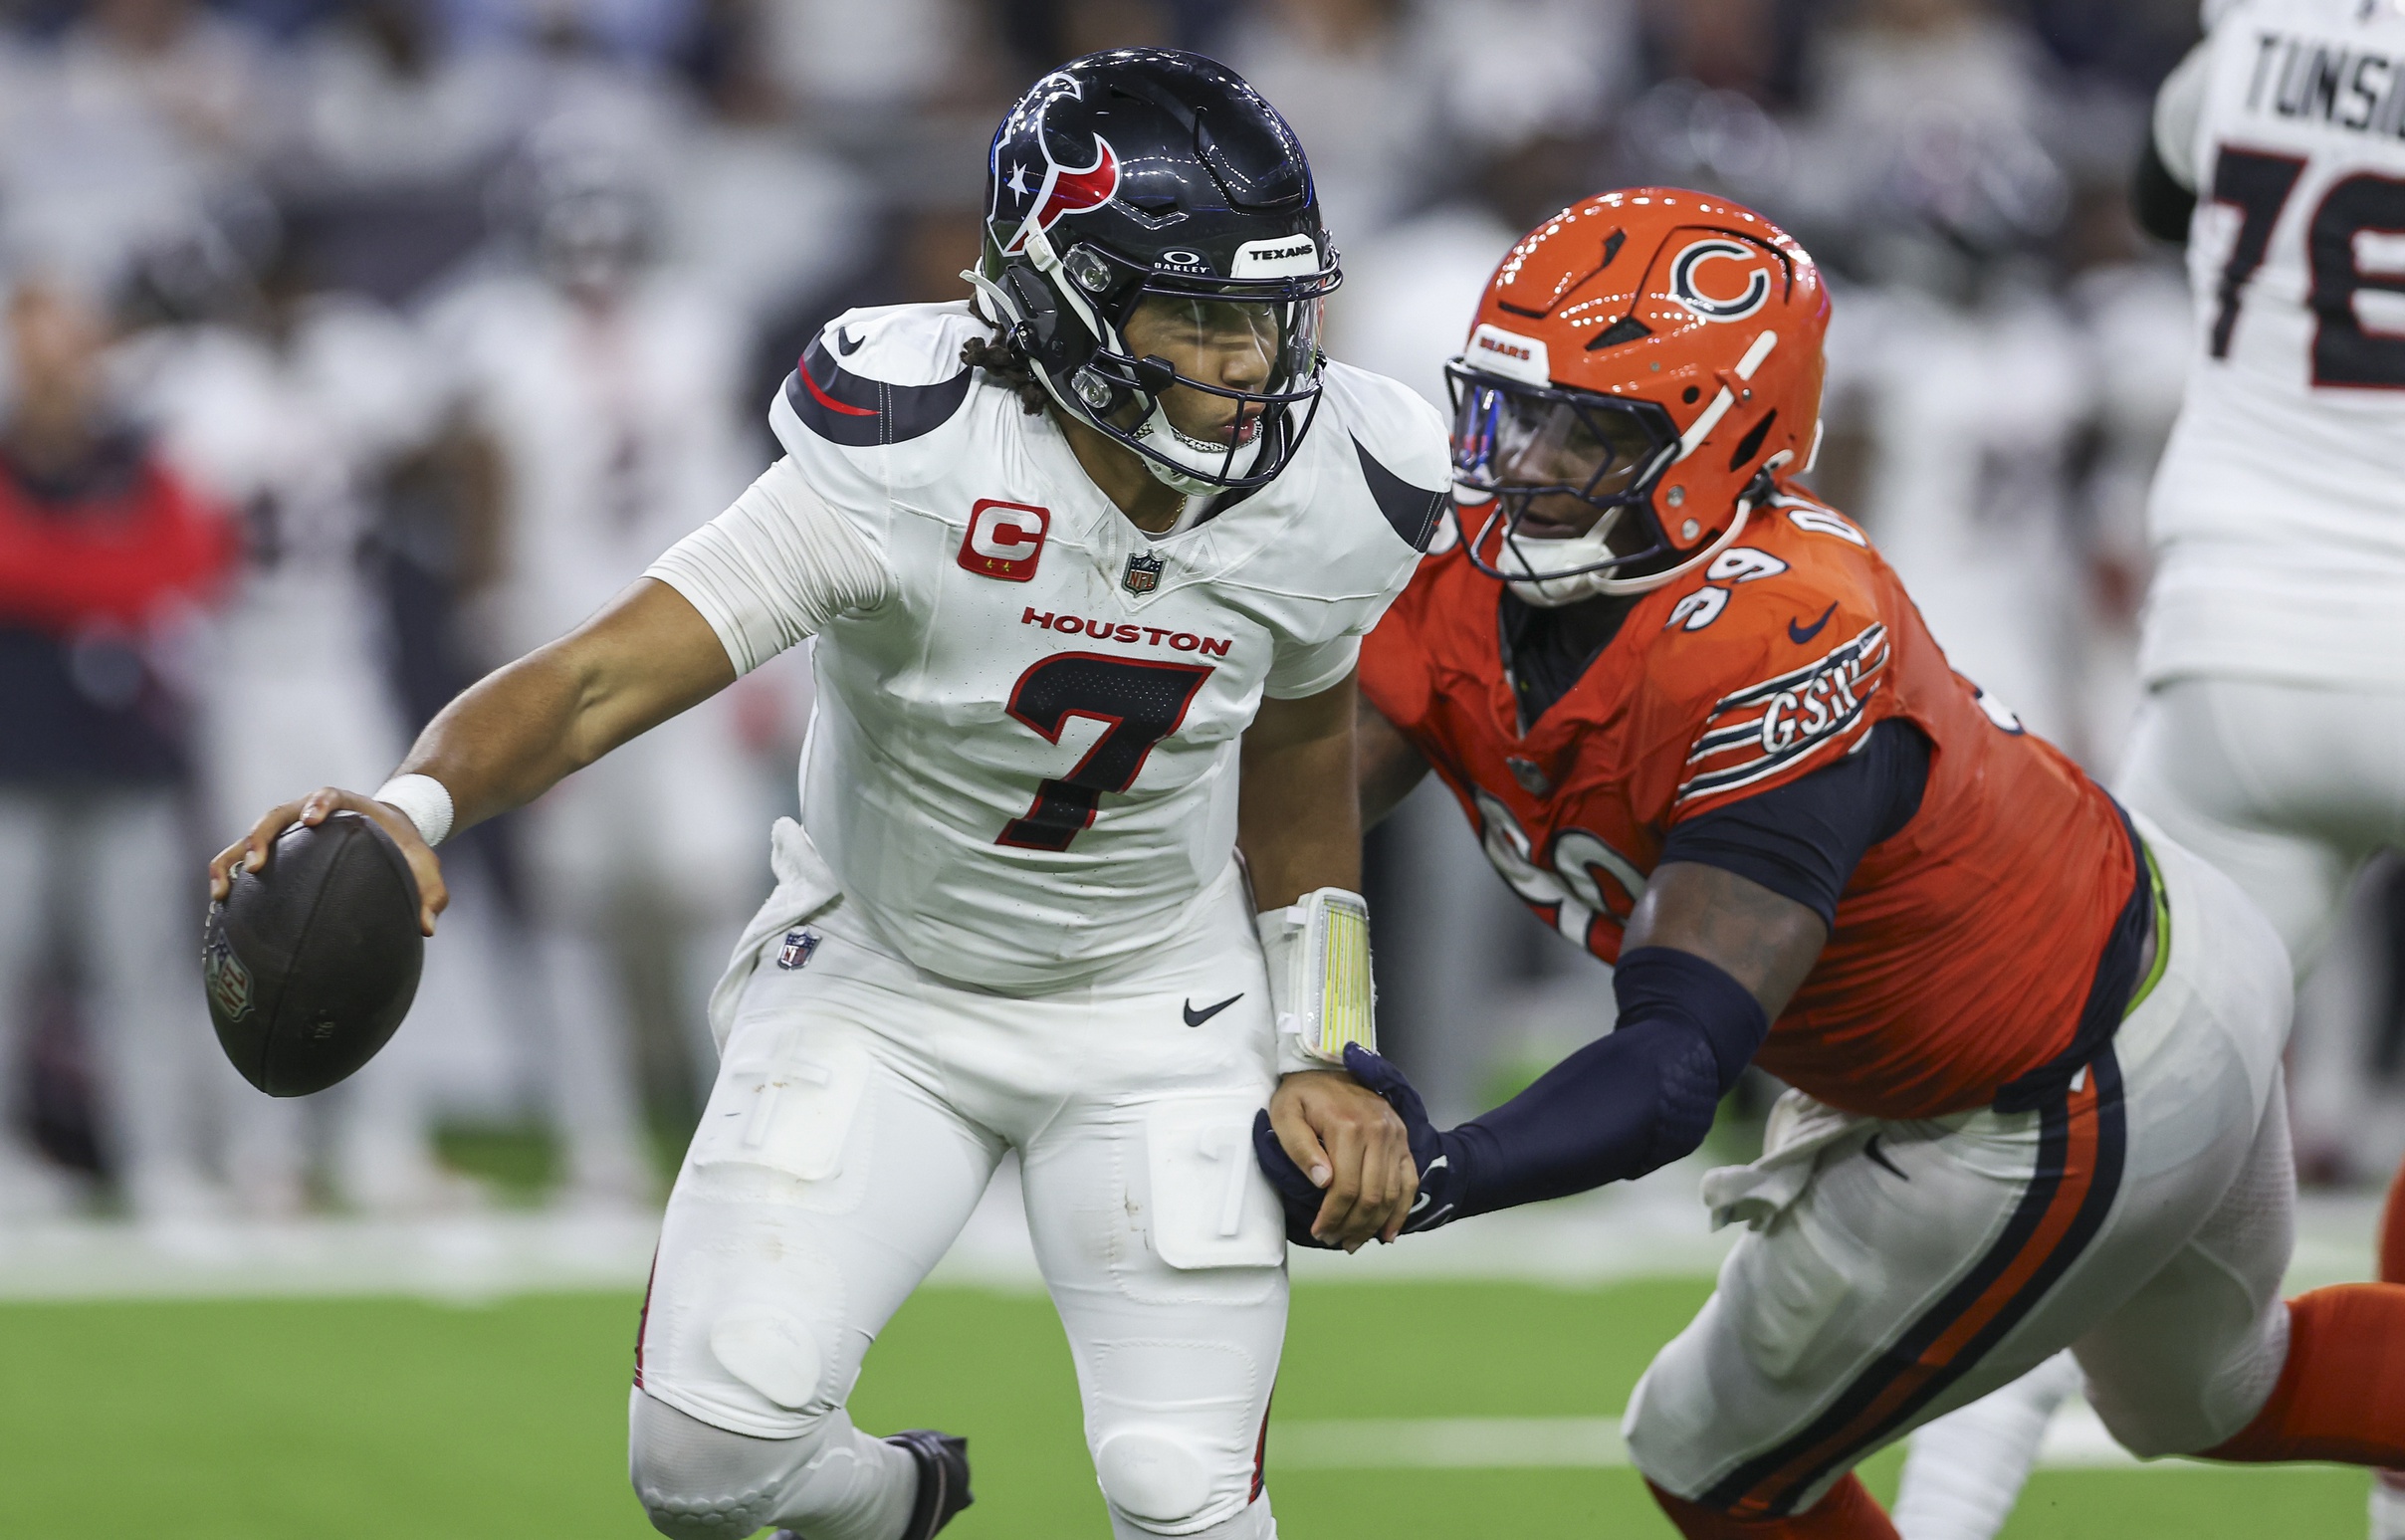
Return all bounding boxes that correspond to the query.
[423,129,767,1208]
[0,273,235,1221]
[1887,2,2405,1537]
[128,223,507,1216]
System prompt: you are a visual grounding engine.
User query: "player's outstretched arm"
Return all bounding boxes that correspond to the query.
[1258,862,1826,1230]
[207,578,736,936]
[1241,672,1420,1251]
[1628,862,1825,1021]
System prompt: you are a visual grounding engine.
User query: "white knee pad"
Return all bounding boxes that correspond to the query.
[1095,1430,1272,1539]
[1098,1431,1211,1526]
[630,1390,821,1539]
[629,1389,915,1540]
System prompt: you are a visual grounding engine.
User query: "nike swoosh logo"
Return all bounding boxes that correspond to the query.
[834,326,864,355]
[1409,1155,1449,1214]
[1183,993,1242,1027]
[1788,602,1838,645]
[1864,1134,1908,1181]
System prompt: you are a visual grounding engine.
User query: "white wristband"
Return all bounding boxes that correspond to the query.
[1258,887,1377,1076]
[371,773,454,848]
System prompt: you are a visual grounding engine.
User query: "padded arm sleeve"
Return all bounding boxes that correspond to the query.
[642,456,895,676]
[1445,947,1767,1218]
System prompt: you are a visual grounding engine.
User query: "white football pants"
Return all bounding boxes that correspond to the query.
[2117,675,2405,965]
[1631,818,2296,1517]
[633,863,1285,1540]
[1894,673,2398,1540]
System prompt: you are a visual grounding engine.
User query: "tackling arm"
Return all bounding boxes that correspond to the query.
[1258,717,1940,1232]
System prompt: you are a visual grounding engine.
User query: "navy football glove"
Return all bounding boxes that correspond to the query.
[1339,1043,1463,1234]
[1250,1044,1464,1247]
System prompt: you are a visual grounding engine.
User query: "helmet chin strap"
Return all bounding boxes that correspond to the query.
[1498,448,1794,607]
[1134,399,1263,494]
[1502,497,1756,607]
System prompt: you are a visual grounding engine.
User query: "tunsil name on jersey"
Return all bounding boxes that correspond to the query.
[1019,606,1235,656]
[2246,29,2405,138]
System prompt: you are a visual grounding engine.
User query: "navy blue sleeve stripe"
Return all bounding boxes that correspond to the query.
[1659,718,1931,927]
[1351,437,1445,552]
[784,337,975,448]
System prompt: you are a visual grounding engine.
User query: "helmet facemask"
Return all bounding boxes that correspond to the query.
[974,228,1336,495]
[1446,362,1682,607]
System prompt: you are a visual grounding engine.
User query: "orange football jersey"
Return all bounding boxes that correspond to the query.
[1360,486,2138,1120]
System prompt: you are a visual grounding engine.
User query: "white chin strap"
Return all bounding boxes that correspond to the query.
[1499,496,1758,608]
[1133,400,1263,494]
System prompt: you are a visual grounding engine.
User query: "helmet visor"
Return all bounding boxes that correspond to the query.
[1116,292,1324,451]
[1450,372,1671,504]
[1124,294,1322,389]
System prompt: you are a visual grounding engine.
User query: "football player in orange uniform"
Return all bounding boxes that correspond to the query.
[1254,190,2405,1538]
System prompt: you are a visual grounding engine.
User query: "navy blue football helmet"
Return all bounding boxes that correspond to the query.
[969,49,1340,494]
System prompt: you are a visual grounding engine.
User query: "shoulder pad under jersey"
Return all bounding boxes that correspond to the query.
[1641,495,1897,816]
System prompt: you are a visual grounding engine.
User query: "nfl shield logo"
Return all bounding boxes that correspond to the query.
[202,920,254,1020]
[1123,550,1165,594]
[776,929,820,971]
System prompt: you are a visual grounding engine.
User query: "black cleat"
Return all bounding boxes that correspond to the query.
[767,1429,971,1540]
[889,1429,974,1540]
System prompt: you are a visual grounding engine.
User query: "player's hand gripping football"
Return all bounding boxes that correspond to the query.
[1255,1044,1454,1251]
[209,788,449,937]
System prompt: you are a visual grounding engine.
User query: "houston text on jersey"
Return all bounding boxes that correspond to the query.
[1020,606,1234,656]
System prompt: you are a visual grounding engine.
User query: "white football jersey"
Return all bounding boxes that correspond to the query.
[678,301,1445,992]
[2144,0,2405,687]
[423,270,755,660]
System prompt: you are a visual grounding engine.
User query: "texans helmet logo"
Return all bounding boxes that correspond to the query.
[990,70,1123,256]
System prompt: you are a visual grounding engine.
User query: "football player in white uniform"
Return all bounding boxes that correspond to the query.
[425,137,766,1208]
[136,251,501,1216]
[1888,4,2405,1537]
[211,51,1448,1540]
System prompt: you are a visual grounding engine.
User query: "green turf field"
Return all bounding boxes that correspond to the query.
[0,1280,2363,1538]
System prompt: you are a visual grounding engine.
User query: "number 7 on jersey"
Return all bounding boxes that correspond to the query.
[996,653,1214,851]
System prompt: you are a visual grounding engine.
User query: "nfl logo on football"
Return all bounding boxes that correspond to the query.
[1122,550,1165,594]
[776,929,820,971]
[202,925,254,1020]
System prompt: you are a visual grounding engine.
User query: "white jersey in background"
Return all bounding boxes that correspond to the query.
[134,296,501,1216]
[649,300,1447,994]
[2144,0,2405,689]
[427,264,768,1207]
[1897,10,2405,1539]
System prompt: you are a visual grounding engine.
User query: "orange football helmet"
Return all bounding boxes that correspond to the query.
[1447,187,1831,603]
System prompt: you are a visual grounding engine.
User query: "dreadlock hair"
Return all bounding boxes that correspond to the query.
[961,329,1050,416]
